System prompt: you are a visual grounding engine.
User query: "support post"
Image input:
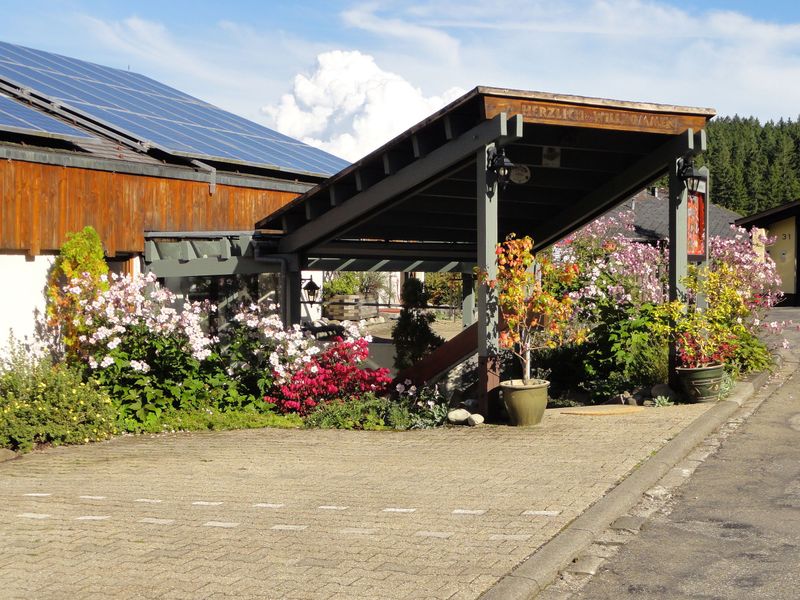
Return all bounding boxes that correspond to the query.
[477,144,500,417]
[461,272,475,328]
[668,156,689,390]
[286,270,303,326]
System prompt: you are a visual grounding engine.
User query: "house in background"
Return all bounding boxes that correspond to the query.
[608,187,741,243]
[0,40,347,343]
[735,200,799,305]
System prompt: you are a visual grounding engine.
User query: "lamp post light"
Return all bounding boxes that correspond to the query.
[302,279,320,303]
[678,157,707,195]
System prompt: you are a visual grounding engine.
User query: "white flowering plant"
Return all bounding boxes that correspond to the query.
[68,272,239,429]
[394,379,449,429]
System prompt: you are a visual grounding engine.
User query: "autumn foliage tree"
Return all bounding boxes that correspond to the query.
[483,234,584,383]
[45,226,108,359]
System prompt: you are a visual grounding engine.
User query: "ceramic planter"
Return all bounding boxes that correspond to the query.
[500,379,549,426]
[675,363,725,402]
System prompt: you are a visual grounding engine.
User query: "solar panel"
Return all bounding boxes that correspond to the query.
[0,41,349,175]
[0,93,93,139]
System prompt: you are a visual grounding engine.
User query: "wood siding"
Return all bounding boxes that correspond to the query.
[0,160,298,256]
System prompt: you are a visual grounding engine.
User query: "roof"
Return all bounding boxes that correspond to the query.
[612,188,741,241]
[0,40,348,179]
[734,200,800,228]
[257,86,715,269]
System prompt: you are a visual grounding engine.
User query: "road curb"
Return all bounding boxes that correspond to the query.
[480,354,793,600]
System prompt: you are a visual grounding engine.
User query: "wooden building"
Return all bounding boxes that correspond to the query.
[0,40,346,340]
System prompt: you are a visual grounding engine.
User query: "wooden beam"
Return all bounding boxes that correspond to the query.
[278,113,523,254]
[484,96,709,135]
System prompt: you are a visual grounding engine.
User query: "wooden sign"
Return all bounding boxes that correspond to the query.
[483,97,709,135]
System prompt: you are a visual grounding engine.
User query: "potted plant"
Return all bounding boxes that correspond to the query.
[483,234,583,425]
[655,264,744,402]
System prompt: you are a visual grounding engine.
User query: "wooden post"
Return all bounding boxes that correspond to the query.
[461,272,475,328]
[477,144,500,417]
[286,269,303,326]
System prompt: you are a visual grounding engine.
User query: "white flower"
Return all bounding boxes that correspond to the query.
[396,383,406,394]
[130,359,150,373]
[100,356,114,368]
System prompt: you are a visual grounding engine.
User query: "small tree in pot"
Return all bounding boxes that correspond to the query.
[483,234,584,424]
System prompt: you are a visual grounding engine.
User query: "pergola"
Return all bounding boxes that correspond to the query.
[256,87,716,415]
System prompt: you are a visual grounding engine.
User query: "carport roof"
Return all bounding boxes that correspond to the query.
[257,86,715,269]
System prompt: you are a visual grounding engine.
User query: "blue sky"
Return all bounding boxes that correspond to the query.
[2,1,800,159]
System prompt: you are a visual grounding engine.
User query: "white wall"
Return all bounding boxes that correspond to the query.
[0,254,54,348]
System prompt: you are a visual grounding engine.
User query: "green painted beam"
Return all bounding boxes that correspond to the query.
[278,113,523,254]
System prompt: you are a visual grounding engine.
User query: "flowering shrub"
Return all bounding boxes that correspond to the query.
[266,324,391,415]
[1,337,116,452]
[68,272,228,429]
[708,226,783,320]
[556,210,668,316]
[482,234,584,382]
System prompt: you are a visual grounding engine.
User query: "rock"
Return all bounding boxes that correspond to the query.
[467,414,485,426]
[651,383,680,402]
[460,398,479,412]
[605,392,636,405]
[0,448,16,462]
[447,408,471,425]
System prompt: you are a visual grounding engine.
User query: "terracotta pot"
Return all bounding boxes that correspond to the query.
[500,379,549,426]
[675,363,725,403]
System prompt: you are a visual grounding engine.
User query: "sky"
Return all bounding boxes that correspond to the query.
[1,0,800,161]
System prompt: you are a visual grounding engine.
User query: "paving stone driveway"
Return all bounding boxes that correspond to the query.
[0,404,710,599]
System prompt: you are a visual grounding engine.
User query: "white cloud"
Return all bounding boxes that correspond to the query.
[335,1,800,121]
[262,50,464,161]
[341,4,460,65]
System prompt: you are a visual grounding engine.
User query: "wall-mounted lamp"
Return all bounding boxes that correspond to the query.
[487,148,531,190]
[302,279,320,303]
[678,157,707,195]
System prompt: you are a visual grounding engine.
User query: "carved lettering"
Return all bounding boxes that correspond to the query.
[517,102,680,133]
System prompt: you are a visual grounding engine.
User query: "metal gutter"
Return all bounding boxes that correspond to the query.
[0,144,314,194]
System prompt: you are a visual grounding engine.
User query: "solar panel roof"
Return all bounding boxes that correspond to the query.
[0,93,92,139]
[0,41,349,176]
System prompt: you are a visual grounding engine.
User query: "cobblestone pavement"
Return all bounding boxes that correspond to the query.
[0,404,712,599]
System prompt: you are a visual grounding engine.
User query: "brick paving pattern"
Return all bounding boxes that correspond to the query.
[0,404,711,599]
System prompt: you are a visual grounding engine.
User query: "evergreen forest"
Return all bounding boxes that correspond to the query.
[702,116,800,217]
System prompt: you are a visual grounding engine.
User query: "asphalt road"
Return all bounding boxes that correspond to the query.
[570,342,800,598]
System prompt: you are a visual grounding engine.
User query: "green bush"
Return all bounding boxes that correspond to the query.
[322,272,360,299]
[0,341,116,452]
[728,329,772,376]
[45,226,109,359]
[582,303,668,402]
[303,394,411,430]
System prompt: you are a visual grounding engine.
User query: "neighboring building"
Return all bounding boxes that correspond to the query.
[0,40,347,343]
[610,188,742,243]
[735,200,799,305]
